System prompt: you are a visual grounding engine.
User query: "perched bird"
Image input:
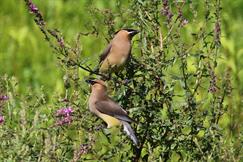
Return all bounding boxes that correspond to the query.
[86,79,138,145]
[98,29,139,73]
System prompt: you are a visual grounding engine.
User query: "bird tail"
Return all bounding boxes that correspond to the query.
[121,121,138,146]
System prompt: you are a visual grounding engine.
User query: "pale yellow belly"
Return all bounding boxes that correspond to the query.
[98,113,121,128]
[100,55,127,73]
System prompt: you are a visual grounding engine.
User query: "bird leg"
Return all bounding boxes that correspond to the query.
[94,124,106,131]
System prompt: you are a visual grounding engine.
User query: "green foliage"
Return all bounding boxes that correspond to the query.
[0,0,242,161]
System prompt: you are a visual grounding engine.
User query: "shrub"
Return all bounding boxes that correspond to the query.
[0,0,240,161]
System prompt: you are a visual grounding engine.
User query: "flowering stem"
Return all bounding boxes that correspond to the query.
[24,0,108,80]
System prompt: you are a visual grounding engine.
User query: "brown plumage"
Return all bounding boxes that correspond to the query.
[99,29,139,73]
[86,79,138,145]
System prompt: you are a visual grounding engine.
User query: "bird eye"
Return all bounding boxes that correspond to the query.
[85,79,96,85]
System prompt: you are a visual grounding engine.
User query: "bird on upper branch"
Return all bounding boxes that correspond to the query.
[98,29,139,74]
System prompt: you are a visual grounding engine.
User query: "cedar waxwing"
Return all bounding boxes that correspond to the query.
[86,79,138,145]
[98,29,139,73]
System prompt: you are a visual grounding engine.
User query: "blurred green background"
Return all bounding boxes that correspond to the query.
[0,0,242,161]
[0,0,132,95]
[1,0,242,95]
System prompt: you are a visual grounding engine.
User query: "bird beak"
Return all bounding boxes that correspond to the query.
[128,30,139,37]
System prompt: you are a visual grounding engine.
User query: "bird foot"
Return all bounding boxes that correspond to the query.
[94,124,106,131]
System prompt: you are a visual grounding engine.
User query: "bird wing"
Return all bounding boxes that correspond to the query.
[95,99,134,123]
[99,43,112,63]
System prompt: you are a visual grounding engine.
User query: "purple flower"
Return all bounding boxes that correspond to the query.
[56,116,72,126]
[58,38,65,48]
[28,0,38,13]
[0,116,4,124]
[208,65,218,93]
[123,79,130,84]
[214,21,221,45]
[161,0,173,23]
[181,19,189,27]
[0,95,9,101]
[55,107,74,126]
[56,107,74,117]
